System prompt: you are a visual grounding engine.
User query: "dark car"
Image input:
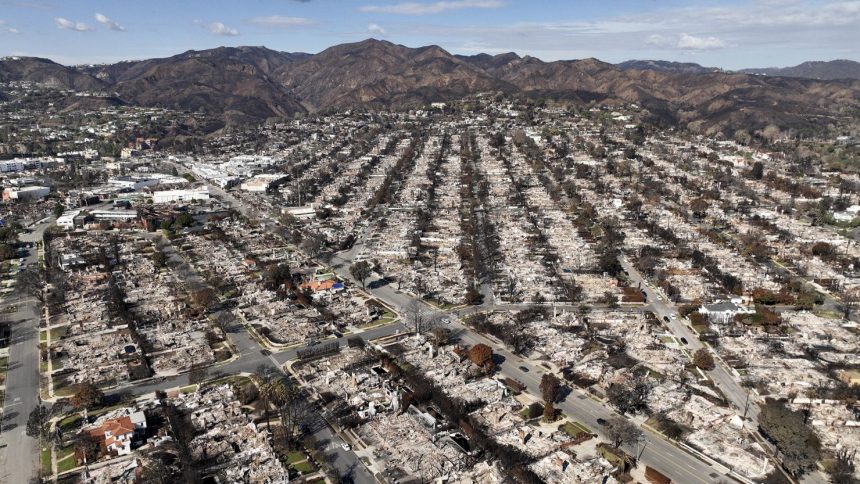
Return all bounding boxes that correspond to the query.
[596,418,607,426]
[680,337,689,345]
[518,366,529,373]
[663,316,670,323]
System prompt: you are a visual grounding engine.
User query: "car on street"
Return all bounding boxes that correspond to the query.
[341,442,351,451]
[596,418,607,426]
[680,337,689,345]
[663,316,670,323]
[518,366,529,372]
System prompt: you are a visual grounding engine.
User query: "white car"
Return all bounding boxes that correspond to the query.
[341,442,351,451]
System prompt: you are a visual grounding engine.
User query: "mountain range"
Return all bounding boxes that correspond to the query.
[615,60,721,75]
[2,39,859,134]
[738,60,860,81]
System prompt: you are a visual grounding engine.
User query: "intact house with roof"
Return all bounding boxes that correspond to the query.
[698,299,754,325]
[85,412,147,456]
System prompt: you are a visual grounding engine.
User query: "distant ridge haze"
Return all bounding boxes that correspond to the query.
[737,60,860,81]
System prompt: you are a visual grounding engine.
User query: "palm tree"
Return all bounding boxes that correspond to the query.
[253,365,280,432]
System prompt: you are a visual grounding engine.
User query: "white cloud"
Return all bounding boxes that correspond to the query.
[54,17,93,32]
[0,20,20,34]
[367,23,386,35]
[94,13,126,32]
[206,21,239,36]
[249,15,315,28]
[677,32,726,50]
[646,34,670,47]
[359,0,504,15]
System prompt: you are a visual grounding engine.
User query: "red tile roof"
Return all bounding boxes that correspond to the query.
[88,416,135,449]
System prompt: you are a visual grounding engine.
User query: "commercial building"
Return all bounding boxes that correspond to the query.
[283,205,316,220]
[90,209,138,222]
[56,210,83,230]
[0,160,26,173]
[240,173,286,192]
[2,185,50,201]
[107,176,160,191]
[152,188,210,204]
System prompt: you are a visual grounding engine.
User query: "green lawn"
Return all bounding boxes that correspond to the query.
[39,331,47,343]
[207,375,252,387]
[560,421,590,438]
[359,310,398,328]
[425,298,457,310]
[813,309,842,319]
[292,461,315,474]
[179,385,198,394]
[597,445,624,468]
[56,445,75,461]
[58,415,82,432]
[0,356,7,373]
[56,455,77,474]
[286,451,305,464]
[40,447,52,476]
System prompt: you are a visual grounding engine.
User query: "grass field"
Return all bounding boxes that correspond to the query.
[292,461,315,474]
[286,451,305,464]
[40,447,52,476]
[54,445,76,474]
[559,421,590,438]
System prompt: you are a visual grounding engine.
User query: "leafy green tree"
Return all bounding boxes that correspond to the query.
[151,250,167,270]
[758,400,821,476]
[750,161,765,180]
[173,213,194,229]
[539,373,561,404]
[0,243,15,260]
[17,267,44,303]
[349,261,372,290]
[26,405,51,440]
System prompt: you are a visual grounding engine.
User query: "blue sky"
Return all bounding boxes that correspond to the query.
[0,0,857,69]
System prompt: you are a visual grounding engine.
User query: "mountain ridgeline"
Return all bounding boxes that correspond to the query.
[739,60,860,81]
[2,40,859,134]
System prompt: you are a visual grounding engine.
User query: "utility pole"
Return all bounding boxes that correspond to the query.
[637,437,647,459]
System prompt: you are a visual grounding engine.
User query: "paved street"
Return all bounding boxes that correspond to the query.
[0,220,52,484]
[163,171,773,483]
[327,251,732,484]
[619,256,759,423]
